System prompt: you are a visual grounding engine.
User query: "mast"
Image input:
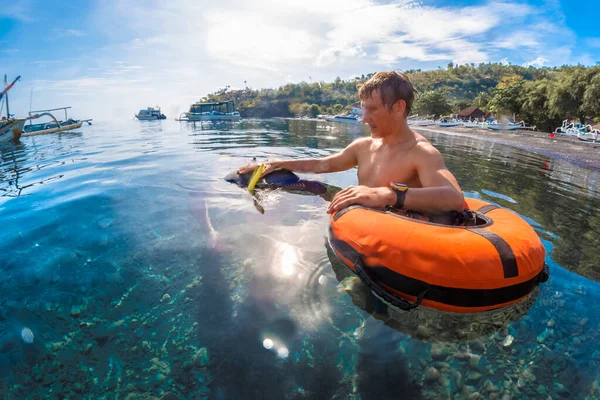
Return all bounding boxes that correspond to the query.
[1,75,21,118]
[4,75,8,119]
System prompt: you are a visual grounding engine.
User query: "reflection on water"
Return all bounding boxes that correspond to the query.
[1,119,599,399]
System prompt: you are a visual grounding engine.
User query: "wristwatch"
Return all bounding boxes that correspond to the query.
[389,182,408,209]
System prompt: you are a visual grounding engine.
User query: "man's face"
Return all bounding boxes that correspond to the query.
[360,90,403,138]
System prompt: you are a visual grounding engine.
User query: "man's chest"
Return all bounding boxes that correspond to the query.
[357,150,419,187]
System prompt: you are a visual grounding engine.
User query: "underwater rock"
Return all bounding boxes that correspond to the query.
[501,335,514,347]
[466,372,482,383]
[189,347,210,367]
[468,354,481,371]
[424,367,439,382]
[536,328,553,343]
[21,327,34,344]
[430,344,449,361]
[161,294,171,303]
[70,303,87,316]
[97,217,114,229]
[553,382,570,397]
[536,384,548,395]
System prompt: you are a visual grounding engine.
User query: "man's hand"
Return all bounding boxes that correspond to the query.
[327,186,395,214]
[237,161,279,178]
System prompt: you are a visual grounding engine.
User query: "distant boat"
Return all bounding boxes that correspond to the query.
[325,114,360,124]
[177,100,241,122]
[438,119,461,127]
[0,75,26,141]
[24,106,92,137]
[487,121,518,131]
[409,119,436,127]
[463,121,480,128]
[135,106,166,120]
[576,125,599,143]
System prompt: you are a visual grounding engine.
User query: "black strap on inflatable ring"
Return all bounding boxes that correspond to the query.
[354,258,429,311]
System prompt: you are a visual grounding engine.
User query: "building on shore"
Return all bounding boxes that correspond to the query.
[458,107,486,121]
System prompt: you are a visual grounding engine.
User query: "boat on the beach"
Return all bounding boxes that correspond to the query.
[487,121,518,131]
[325,114,361,124]
[177,100,241,122]
[135,106,166,120]
[409,119,437,127]
[24,107,92,137]
[576,126,599,143]
[0,75,26,141]
[438,119,461,127]
[554,120,598,142]
[463,121,480,128]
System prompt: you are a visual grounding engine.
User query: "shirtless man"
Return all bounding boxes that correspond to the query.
[238,71,464,215]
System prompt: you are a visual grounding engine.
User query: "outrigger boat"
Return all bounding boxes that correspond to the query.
[177,100,241,122]
[0,75,26,141]
[23,106,92,137]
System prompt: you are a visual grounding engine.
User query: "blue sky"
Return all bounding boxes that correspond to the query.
[1,0,598,121]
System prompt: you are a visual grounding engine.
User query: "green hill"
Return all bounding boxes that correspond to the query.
[201,63,600,132]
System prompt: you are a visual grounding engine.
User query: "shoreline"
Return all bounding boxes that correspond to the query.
[413,126,600,171]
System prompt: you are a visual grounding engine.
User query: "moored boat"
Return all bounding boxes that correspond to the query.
[23,107,92,137]
[438,119,461,127]
[135,106,166,120]
[177,100,241,122]
[0,75,26,141]
[325,114,361,124]
[487,122,518,131]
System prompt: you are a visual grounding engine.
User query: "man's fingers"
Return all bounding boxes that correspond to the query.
[331,193,355,211]
[237,164,258,174]
[260,164,274,178]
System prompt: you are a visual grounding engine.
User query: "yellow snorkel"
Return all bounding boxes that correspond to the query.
[247,163,266,193]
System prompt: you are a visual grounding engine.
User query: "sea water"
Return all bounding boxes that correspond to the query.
[0,119,599,399]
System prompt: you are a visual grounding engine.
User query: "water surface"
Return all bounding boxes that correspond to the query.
[1,119,599,399]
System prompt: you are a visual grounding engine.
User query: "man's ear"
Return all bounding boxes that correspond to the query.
[394,99,406,117]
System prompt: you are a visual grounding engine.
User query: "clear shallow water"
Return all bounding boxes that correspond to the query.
[0,119,599,399]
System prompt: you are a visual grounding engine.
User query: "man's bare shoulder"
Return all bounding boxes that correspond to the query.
[411,140,445,163]
[345,136,372,152]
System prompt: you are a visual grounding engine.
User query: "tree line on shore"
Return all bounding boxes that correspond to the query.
[202,63,600,132]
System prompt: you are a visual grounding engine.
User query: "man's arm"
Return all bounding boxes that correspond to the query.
[327,144,464,214]
[401,145,464,213]
[238,138,365,176]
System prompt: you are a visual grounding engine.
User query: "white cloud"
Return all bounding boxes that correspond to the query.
[523,57,548,67]
[5,0,585,121]
[499,57,510,65]
[0,0,34,22]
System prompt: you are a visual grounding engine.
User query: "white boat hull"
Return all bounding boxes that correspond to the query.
[488,124,518,131]
[179,113,241,122]
[136,115,164,121]
[23,121,83,137]
[0,119,26,141]
[325,117,360,124]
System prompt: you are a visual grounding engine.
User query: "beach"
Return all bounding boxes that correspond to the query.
[415,125,600,171]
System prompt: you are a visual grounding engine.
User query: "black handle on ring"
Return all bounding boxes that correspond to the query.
[353,259,429,311]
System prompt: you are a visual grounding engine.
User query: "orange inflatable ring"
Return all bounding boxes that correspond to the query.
[328,198,549,313]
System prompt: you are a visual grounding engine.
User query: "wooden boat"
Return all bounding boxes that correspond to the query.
[23,107,92,137]
[0,75,25,141]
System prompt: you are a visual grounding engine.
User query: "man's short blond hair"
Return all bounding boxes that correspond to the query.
[358,71,414,116]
